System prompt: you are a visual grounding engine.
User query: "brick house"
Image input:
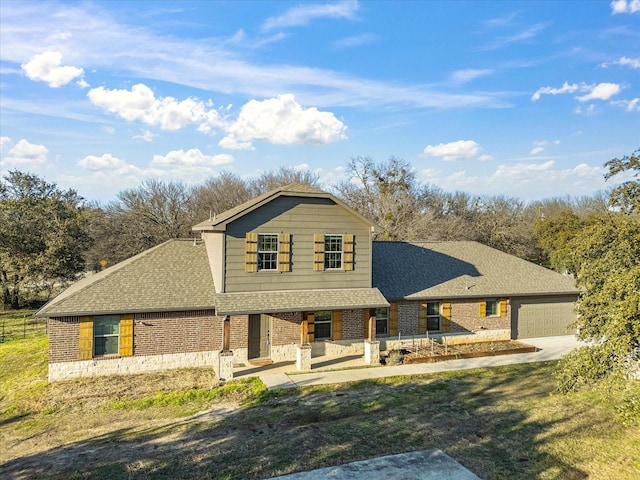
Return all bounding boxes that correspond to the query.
[37,184,578,381]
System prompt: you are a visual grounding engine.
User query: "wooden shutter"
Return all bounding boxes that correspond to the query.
[245,232,258,273]
[441,301,452,333]
[418,303,427,334]
[119,314,134,357]
[332,310,343,340]
[78,316,93,360]
[279,233,291,272]
[343,234,354,271]
[389,302,399,336]
[306,312,315,342]
[499,299,508,317]
[313,233,324,271]
[363,308,370,338]
[479,299,487,318]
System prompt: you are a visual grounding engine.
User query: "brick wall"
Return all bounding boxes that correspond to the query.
[133,311,223,355]
[450,299,510,332]
[271,312,301,345]
[398,302,419,335]
[48,317,80,363]
[229,315,248,349]
[342,309,363,340]
[47,310,223,363]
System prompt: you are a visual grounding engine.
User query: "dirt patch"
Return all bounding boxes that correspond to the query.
[383,340,536,365]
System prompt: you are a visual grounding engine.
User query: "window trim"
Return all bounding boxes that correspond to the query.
[257,233,279,271]
[93,315,120,357]
[426,301,441,331]
[485,298,499,317]
[374,307,389,336]
[314,310,332,339]
[324,234,344,270]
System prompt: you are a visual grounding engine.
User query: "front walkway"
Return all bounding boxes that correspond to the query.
[236,336,585,390]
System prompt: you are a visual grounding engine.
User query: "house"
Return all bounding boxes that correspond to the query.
[37,184,579,381]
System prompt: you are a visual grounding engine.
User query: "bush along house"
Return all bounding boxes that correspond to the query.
[37,184,579,381]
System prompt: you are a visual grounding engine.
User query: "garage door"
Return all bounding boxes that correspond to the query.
[512,296,577,339]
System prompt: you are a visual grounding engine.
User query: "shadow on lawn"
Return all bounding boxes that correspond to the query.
[2,365,590,480]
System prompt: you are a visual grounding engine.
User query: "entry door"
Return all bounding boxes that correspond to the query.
[248,314,270,359]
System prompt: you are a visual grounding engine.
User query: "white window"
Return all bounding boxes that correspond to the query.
[94,315,120,356]
[258,234,278,271]
[324,234,343,269]
[427,302,441,331]
[314,310,332,339]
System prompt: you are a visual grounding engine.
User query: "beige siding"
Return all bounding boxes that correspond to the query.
[224,197,373,292]
[203,231,225,293]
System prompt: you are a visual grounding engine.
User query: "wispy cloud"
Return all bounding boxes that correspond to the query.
[262,0,359,31]
[482,22,550,50]
[602,56,640,69]
[450,69,493,85]
[333,33,378,49]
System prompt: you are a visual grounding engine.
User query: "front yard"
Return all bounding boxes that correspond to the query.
[1,310,639,479]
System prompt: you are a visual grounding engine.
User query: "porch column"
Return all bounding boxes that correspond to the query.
[216,317,234,381]
[296,320,311,371]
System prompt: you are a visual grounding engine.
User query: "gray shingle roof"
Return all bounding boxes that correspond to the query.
[372,241,579,301]
[36,239,216,317]
[215,288,389,315]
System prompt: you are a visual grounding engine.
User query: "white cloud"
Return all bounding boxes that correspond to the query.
[220,94,347,150]
[575,104,597,115]
[0,136,11,150]
[78,153,130,171]
[422,140,483,162]
[494,160,555,180]
[133,130,155,142]
[531,82,579,101]
[87,83,223,131]
[101,126,116,135]
[611,0,640,14]
[450,69,493,84]
[478,154,493,162]
[576,83,621,102]
[532,82,622,103]
[604,56,640,69]
[151,149,234,167]
[2,139,48,166]
[612,98,640,112]
[21,51,84,88]
[262,0,359,31]
[530,146,545,155]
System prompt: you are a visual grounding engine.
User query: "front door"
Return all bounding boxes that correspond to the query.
[248,314,270,359]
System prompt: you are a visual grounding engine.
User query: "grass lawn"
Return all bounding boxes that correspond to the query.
[1,309,639,479]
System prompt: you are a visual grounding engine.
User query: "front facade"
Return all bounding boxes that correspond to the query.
[38,184,579,381]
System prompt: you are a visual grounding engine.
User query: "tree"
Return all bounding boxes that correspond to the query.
[0,171,91,308]
[336,156,429,239]
[191,172,254,224]
[249,166,321,196]
[557,149,640,391]
[91,179,196,267]
[605,147,640,213]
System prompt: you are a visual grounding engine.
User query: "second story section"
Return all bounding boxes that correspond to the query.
[193,184,377,293]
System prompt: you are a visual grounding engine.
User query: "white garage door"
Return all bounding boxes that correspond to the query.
[512,296,577,338]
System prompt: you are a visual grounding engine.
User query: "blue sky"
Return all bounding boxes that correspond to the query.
[1,0,638,203]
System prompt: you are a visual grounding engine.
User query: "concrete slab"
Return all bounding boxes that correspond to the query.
[269,449,480,479]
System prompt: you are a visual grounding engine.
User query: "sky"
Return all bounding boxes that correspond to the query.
[1,0,639,204]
